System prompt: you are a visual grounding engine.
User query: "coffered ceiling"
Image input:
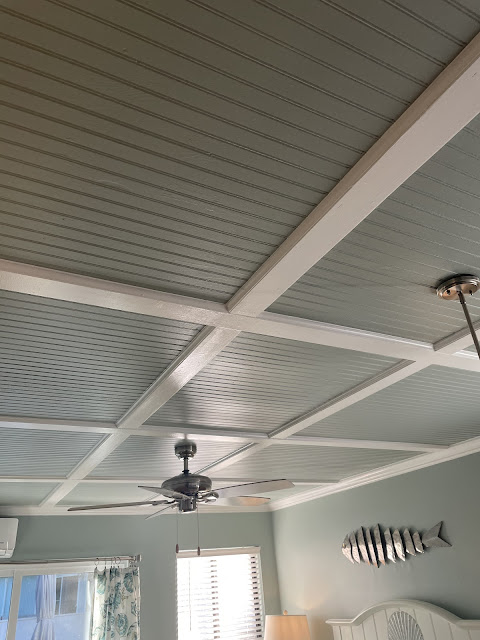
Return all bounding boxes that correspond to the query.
[0,0,480,516]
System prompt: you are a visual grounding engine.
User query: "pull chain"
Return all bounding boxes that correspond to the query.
[176,510,180,554]
[196,507,201,556]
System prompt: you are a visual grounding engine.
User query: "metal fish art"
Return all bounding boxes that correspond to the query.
[357,528,370,565]
[373,524,386,565]
[365,527,378,568]
[341,522,450,567]
[349,531,361,564]
[393,529,405,561]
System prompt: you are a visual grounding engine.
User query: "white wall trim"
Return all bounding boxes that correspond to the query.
[0,504,272,516]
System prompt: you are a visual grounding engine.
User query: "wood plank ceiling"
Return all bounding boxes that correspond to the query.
[0,0,480,514]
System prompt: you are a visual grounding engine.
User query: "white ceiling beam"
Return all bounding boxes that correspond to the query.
[285,436,445,452]
[0,416,266,443]
[433,320,480,354]
[116,326,239,430]
[270,322,480,440]
[194,442,269,476]
[0,259,227,326]
[226,31,480,315]
[39,327,240,509]
[0,416,441,452]
[1,259,478,372]
[175,315,480,477]
[198,361,430,476]
[40,432,130,507]
[272,434,480,511]
[0,477,62,483]
[269,361,425,439]
[0,417,118,435]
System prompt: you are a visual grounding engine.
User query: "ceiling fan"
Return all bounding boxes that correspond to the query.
[68,439,294,514]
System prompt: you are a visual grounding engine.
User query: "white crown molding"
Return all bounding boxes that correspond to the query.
[271,435,480,510]
[0,504,272,516]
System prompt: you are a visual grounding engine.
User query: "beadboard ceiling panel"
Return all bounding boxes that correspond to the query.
[301,366,480,445]
[59,483,158,506]
[209,444,418,482]
[89,436,246,479]
[0,290,201,421]
[147,334,398,432]
[0,483,60,506]
[0,428,104,477]
[0,0,476,300]
[270,113,480,342]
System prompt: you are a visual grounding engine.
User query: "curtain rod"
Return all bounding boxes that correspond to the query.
[0,554,141,566]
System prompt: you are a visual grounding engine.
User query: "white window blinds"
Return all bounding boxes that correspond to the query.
[176,547,264,640]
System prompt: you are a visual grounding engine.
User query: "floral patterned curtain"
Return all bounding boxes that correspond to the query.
[90,567,140,640]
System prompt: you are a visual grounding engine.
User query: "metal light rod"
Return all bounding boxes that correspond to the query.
[0,554,141,566]
[436,274,480,360]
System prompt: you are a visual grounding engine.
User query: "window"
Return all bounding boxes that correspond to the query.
[176,547,264,640]
[15,572,92,640]
[0,565,95,640]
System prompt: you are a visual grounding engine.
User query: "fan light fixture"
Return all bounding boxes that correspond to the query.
[436,274,480,359]
[67,439,294,516]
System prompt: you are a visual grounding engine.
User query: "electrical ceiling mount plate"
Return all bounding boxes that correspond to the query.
[435,275,480,300]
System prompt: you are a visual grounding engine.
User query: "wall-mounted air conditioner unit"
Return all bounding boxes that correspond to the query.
[0,519,19,558]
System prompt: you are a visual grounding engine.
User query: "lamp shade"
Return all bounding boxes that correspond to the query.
[264,614,311,640]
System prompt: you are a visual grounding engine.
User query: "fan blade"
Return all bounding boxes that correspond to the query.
[214,479,294,499]
[214,496,270,507]
[67,500,171,512]
[145,504,177,520]
[138,486,189,500]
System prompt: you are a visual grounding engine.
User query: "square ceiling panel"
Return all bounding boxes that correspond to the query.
[209,443,418,482]
[58,483,159,506]
[0,483,60,506]
[270,115,480,343]
[0,291,201,421]
[301,365,480,446]
[89,436,246,479]
[0,0,476,300]
[0,428,104,477]
[147,334,398,432]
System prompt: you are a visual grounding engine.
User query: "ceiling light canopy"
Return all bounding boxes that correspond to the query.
[436,274,480,359]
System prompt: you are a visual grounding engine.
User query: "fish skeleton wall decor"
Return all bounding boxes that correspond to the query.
[342,522,450,567]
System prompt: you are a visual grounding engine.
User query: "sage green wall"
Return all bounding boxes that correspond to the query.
[11,512,280,640]
[272,453,480,640]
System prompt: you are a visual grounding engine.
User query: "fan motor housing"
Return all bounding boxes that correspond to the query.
[162,473,212,496]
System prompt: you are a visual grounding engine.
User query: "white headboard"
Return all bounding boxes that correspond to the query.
[327,600,480,640]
